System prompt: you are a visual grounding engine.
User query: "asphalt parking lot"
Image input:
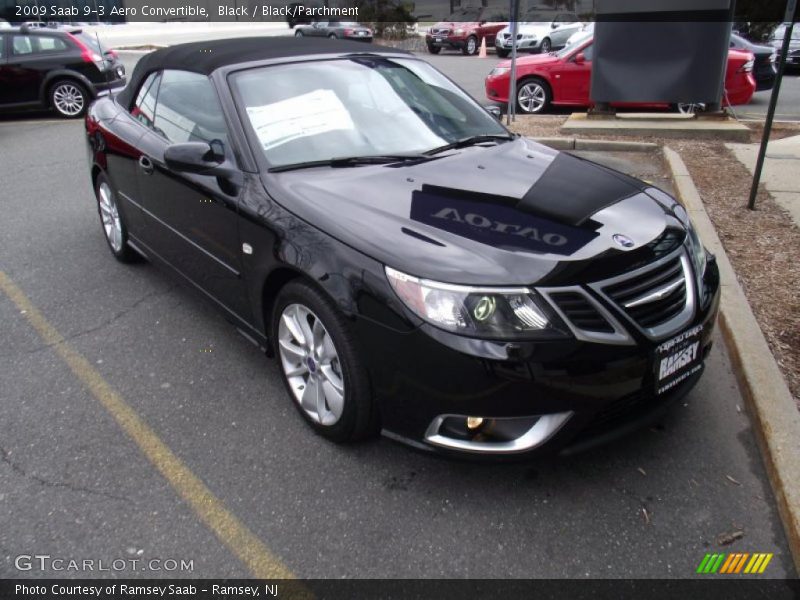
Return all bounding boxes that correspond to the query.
[0,110,794,578]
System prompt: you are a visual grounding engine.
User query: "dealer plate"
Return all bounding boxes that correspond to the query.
[654,324,703,395]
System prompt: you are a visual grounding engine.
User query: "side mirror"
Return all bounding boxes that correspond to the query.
[574,52,586,64]
[164,141,226,175]
[484,105,502,120]
[551,22,559,29]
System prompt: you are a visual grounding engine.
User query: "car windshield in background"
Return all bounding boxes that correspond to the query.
[75,32,108,54]
[558,32,591,56]
[234,57,508,168]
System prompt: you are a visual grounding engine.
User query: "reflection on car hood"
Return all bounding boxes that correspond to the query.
[497,22,555,36]
[496,52,561,69]
[264,138,679,286]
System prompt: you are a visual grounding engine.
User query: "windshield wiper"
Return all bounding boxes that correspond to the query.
[268,154,429,173]
[424,134,515,156]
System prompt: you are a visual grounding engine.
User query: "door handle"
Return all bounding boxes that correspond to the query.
[138,156,154,175]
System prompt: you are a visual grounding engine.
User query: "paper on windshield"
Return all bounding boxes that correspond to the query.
[245,89,355,151]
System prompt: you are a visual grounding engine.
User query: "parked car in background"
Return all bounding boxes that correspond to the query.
[0,24,125,118]
[729,32,776,91]
[294,20,373,42]
[86,37,720,457]
[426,7,507,55]
[769,23,800,71]
[0,18,11,30]
[485,35,756,114]
[566,22,594,47]
[494,10,583,57]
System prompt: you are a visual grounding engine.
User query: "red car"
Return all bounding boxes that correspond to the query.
[485,36,756,113]
[426,7,507,56]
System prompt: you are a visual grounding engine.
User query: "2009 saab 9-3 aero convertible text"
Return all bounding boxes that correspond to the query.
[85,38,720,458]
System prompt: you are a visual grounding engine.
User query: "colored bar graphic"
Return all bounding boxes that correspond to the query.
[699,552,774,575]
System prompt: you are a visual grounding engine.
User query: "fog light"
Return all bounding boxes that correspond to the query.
[466,416,485,430]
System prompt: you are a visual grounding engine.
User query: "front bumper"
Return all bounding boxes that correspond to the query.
[426,34,467,50]
[356,257,721,459]
[495,38,540,52]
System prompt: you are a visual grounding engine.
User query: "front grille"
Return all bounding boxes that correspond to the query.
[431,28,450,35]
[603,255,688,330]
[548,292,614,333]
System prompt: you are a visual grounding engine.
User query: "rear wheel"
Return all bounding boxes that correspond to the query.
[272,280,377,443]
[516,77,552,114]
[539,37,552,53]
[675,102,707,115]
[50,79,88,118]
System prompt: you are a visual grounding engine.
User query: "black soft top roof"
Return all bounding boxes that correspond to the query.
[116,36,410,108]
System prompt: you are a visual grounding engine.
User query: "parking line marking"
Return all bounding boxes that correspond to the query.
[0,271,295,580]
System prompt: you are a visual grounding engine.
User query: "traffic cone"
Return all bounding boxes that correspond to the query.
[479,37,487,58]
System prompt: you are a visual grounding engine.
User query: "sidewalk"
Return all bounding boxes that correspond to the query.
[727,135,800,227]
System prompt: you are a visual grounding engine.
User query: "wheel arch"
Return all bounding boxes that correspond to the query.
[40,71,94,106]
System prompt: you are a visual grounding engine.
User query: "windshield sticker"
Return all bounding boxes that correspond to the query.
[245,89,355,151]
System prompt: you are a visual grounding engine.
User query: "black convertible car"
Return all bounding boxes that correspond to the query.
[85,38,719,458]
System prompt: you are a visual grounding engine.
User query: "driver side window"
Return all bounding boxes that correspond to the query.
[581,43,594,61]
[152,70,230,149]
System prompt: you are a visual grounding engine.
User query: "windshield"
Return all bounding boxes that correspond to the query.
[557,32,592,57]
[233,57,508,168]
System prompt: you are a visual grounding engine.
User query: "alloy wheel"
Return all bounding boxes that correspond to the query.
[518,82,547,113]
[677,102,707,115]
[98,181,123,252]
[53,83,85,117]
[540,38,551,53]
[278,303,345,426]
[466,37,477,55]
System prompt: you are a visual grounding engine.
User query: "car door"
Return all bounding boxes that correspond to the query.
[135,69,251,321]
[309,21,329,37]
[0,34,9,105]
[555,42,593,105]
[4,34,43,105]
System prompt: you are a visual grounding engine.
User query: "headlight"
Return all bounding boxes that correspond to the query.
[686,222,708,277]
[455,28,465,35]
[385,267,564,339]
[674,204,708,276]
[489,67,510,77]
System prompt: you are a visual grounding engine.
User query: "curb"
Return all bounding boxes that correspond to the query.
[532,137,658,152]
[663,146,800,576]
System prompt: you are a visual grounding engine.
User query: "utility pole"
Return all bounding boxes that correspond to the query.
[748,0,796,210]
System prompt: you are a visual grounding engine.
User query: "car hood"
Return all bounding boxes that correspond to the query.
[496,52,561,70]
[498,22,553,36]
[263,138,681,286]
[431,21,479,30]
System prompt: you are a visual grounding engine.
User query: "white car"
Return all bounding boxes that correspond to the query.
[566,22,594,47]
[494,11,583,57]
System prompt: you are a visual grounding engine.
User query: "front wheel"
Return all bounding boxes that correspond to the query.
[463,35,479,55]
[294,30,304,37]
[675,102,707,115]
[328,33,337,39]
[426,43,441,54]
[95,174,138,262]
[272,280,377,443]
[516,77,552,114]
[50,79,88,118]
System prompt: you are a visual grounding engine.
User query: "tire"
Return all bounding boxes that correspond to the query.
[463,35,479,56]
[50,79,89,118]
[328,33,337,39]
[272,280,377,443]
[539,37,552,53]
[516,77,552,114]
[427,43,441,54]
[94,173,138,263]
[674,102,707,115]
[496,48,510,58]
[294,30,304,37]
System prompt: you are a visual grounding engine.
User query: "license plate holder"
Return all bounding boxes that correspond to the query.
[654,325,703,395]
